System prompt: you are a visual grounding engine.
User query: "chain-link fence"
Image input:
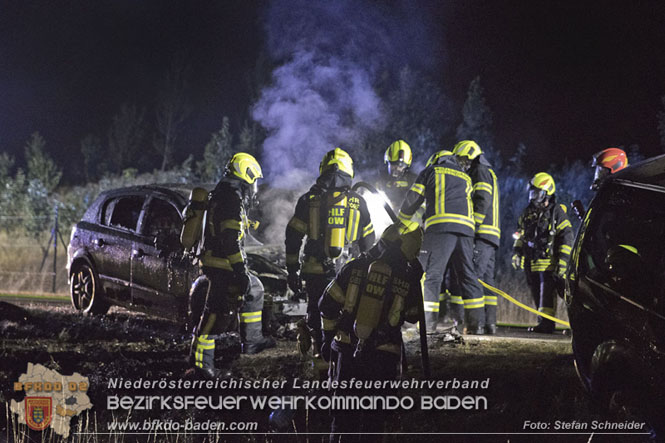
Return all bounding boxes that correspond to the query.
[0,209,69,294]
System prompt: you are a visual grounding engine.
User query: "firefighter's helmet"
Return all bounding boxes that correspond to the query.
[592,148,628,173]
[379,221,423,261]
[226,153,263,184]
[591,148,628,191]
[426,150,453,167]
[452,140,482,159]
[528,172,555,205]
[452,140,482,171]
[320,147,354,178]
[384,140,412,178]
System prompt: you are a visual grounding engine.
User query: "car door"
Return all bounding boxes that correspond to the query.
[131,195,193,319]
[92,194,145,304]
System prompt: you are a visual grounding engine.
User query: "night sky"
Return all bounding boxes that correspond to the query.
[1,0,665,180]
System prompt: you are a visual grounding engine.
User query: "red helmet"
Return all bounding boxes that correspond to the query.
[591,148,628,174]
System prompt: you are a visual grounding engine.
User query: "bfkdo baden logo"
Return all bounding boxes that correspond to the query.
[10,363,92,438]
[25,397,53,431]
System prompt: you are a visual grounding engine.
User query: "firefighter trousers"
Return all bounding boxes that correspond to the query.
[329,341,399,443]
[525,270,556,332]
[239,273,266,345]
[191,267,241,370]
[474,239,498,327]
[420,231,485,331]
[304,273,334,353]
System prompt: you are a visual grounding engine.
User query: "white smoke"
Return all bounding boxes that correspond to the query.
[252,0,437,185]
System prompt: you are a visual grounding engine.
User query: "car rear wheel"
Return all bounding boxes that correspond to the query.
[70,263,109,315]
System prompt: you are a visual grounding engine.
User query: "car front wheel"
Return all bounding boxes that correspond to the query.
[70,263,109,315]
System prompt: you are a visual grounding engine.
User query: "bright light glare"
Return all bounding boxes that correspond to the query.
[361,189,394,238]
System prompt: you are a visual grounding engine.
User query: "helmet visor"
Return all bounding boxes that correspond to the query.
[591,166,610,191]
[388,161,407,178]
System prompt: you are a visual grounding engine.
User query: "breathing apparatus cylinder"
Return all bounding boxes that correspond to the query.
[180,187,209,251]
[354,260,392,357]
[324,191,348,259]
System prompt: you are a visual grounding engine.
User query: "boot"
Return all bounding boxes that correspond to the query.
[485,324,497,335]
[188,334,232,379]
[528,321,554,334]
[241,320,276,355]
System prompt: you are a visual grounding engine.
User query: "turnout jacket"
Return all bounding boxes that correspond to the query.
[469,157,501,247]
[374,170,417,212]
[319,252,422,355]
[199,178,249,276]
[398,156,474,236]
[285,171,375,276]
[513,200,573,272]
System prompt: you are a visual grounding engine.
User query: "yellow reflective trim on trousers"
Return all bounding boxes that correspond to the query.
[328,282,346,304]
[322,317,337,331]
[410,183,425,196]
[220,219,242,231]
[463,297,485,309]
[557,220,572,231]
[424,214,475,230]
[287,217,308,234]
[450,295,464,305]
[439,293,446,301]
[559,259,567,267]
[559,245,572,254]
[424,301,440,312]
[484,295,498,306]
[478,279,570,327]
[240,311,262,323]
[346,207,360,242]
[227,251,244,265]
[200,252,233,270]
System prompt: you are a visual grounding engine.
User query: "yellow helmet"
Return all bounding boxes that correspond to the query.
[320,147,354,178]
[529,172,556,196]
[379,221,423,261]
[226,152,263,184]
[452,140,482,159]
[384,140,413,166]
[426,150,453,167]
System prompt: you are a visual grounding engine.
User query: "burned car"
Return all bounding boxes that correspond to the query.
[566,154,665,433]
[66,184,287,325]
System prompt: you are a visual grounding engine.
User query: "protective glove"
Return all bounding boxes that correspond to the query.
[511,254,522,270]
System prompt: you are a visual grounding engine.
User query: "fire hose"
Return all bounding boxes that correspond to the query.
[478,279,570,327]
[352,182,431,378]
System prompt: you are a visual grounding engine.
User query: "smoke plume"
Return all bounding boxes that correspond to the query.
[252,0,437,185]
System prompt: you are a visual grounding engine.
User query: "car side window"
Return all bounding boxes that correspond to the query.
[143,198,182,238]
[582,183,665,305]
[105,196,145,231]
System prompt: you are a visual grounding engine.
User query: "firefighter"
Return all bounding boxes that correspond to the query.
[512,172,573,334]
[376,140,417,211]
[319,221,423,441]
[399,149,486,334]
[285,147,375,358]
[452,140,501,335]
[188,152,262,378]
[572,148,629,220]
